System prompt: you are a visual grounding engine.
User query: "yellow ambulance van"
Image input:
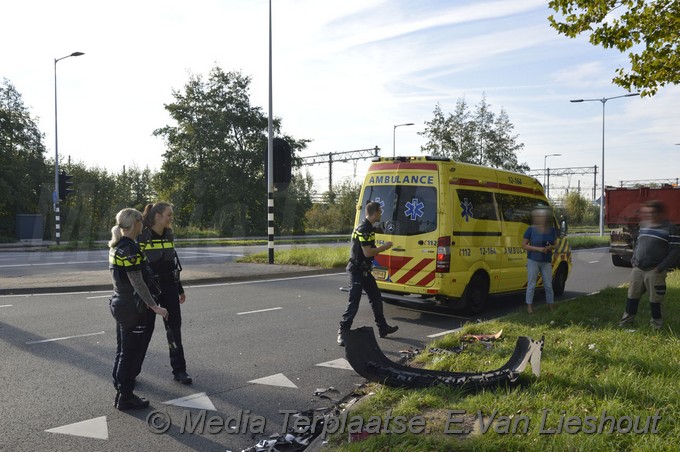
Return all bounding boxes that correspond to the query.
[356,156,571,313]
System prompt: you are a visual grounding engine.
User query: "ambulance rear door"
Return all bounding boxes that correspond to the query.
[360,164,440,290]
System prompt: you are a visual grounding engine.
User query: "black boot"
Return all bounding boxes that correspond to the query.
[116,392,150,410]
[619,299,639,327]
[379,324,399,338]
[173,371,193,385]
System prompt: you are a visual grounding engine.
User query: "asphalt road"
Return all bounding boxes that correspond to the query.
[0,248,631,451]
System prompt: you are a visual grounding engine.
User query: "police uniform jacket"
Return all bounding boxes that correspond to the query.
[109,236,149,298]
[349,218,376,271]
[138,228,184,294]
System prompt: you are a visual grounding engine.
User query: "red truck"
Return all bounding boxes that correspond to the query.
[606,185,680,267]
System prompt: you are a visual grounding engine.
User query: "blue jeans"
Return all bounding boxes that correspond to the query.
[526,259,554,305]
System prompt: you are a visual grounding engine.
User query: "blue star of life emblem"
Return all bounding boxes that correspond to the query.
[404,198,424,221]
[461,198,473,222]
[373,197,386,210]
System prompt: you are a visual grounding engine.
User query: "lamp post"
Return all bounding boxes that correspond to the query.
[543,153,561,198]
[54,51,84,245]
[570,92,639,236]
[392,122,414,157]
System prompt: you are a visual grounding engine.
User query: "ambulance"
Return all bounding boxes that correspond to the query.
[356,156,572,312]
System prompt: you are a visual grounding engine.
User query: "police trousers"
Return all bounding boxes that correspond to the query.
[144,279,187,374]
[339,269,388,331]
[112,318,149,395]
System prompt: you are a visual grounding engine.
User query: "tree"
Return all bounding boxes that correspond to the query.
[0,79,49,238]
[562,191,598,226]
[548,0,679,96]
[304,178,361,234]
[419,96,529,172]
[153,67,310,236]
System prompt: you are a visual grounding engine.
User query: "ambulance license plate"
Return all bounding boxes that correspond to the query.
[372,268,387,280]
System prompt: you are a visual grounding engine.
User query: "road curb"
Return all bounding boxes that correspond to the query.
[0,268,344,296]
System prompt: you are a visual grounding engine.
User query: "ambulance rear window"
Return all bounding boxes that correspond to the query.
[361,185,437,236]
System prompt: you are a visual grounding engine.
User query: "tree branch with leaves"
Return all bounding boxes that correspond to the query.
[548,0,679,96]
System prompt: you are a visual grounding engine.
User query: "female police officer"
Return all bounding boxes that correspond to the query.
[139,202,192,384]
[109,208,168,410]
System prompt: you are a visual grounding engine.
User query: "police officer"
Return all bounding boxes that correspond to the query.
[139,202,192,384]
[109,208,168,410]
[337,201,398,346]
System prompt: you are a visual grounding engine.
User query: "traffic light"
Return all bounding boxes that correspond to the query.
[58,172,74,200]
[266,138,292,190]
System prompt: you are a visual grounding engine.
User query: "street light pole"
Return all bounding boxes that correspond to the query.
[392,122,414,157]
[54,51,84,245]
[543,153,561,198]
[570,93,639,236]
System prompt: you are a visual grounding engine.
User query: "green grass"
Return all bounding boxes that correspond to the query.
[323,272,680,451]
[565,235,609,249]
[238,236,609,269]
[238,245,348,268]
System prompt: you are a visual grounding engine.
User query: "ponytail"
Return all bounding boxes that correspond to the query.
[108,225,123,248]
[109,208,143,248]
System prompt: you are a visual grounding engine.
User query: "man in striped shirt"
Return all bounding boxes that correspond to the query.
[620,200,680,330]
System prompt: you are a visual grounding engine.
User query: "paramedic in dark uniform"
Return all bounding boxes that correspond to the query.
[139,202,192,384]
[109,208,168,410]
[337,201,399,346]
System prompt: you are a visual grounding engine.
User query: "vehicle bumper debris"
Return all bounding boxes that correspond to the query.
[344,326,543,389]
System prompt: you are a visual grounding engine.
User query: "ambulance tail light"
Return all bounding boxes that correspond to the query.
[436,236,451,273]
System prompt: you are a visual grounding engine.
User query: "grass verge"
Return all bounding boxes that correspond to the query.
[323,272,680,451]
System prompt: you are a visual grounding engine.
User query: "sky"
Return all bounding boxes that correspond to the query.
[2,0,678,199]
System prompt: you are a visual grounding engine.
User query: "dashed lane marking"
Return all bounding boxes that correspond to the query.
[0,304,13,308]
[25,331,105,344]
[237,307,282,315]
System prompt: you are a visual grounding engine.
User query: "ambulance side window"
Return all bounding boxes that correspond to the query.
[496,194,549,224]
[456,190,497,221]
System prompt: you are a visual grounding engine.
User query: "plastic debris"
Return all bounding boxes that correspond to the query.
[241,408,336,452]
[461,329,503,342]
[344,326,543,389]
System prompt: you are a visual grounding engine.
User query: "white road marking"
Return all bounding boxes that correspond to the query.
[188,272,344,289]
[427,328,463,338]
[588,260,599,264]
[26,331,105,344]
[86,295,111,299]
[237,307,282,315]
[248,373,298,388]
[316,358,353,370]
[45,416,108,440]
[0,304,13,308]
[163,392,216,410]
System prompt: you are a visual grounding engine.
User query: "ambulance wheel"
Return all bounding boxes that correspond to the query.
[463,275,489,314]
[552,265,568,297]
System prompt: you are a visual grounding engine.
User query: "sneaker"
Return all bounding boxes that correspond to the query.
[379,325,399,338]
[173,371,193,385]
[619,313,635,327]
[337,329,345,347]
[116,393,149,411]
[650,319,663,330]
